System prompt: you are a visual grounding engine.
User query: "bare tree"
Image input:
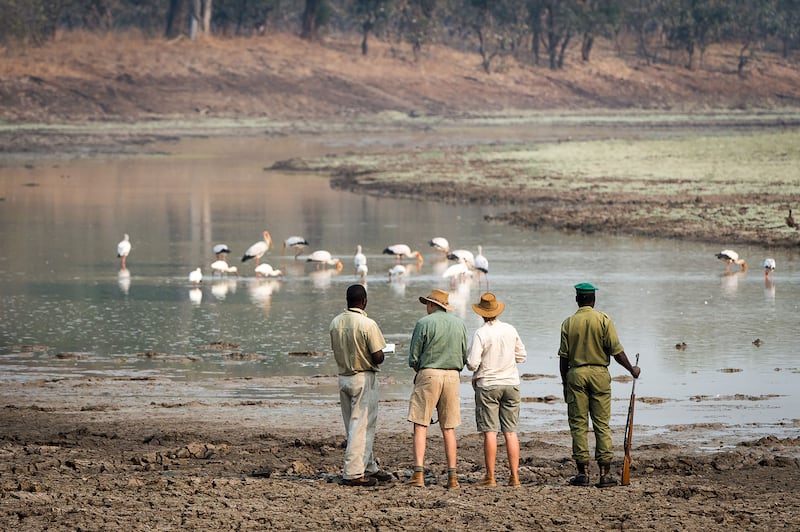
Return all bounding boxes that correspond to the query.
[301,0,321,40]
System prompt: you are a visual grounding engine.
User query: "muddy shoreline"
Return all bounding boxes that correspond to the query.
[2,376,799,530]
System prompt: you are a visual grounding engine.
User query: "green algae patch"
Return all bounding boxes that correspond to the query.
[273,125,800,248]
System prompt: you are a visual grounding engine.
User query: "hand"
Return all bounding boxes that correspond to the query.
[631,366,641,379]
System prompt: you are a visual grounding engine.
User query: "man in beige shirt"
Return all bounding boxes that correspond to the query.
[330,284,391,486]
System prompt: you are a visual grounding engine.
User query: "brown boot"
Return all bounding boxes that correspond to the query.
[446,473,460,490]
[406,470,425,487]
[476,475,496,487]
[568,461,590,486]
[597,462,619,488]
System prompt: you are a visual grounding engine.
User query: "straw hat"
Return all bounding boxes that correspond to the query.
[472,292,505,318]
[419,288,452,310]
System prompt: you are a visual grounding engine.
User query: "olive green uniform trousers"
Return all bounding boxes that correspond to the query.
[566,365,613,464]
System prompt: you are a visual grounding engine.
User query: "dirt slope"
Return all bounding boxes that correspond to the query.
[1,31,800,123]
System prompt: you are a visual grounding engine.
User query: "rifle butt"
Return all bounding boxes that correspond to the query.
[621,455,631,486]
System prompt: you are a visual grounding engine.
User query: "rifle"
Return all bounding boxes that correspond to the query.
[621,353,639,486]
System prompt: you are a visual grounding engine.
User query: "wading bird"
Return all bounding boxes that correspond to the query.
[307,250,343,271]
[447,249,474,268]
[241,231,273,265]
[429,237,450,255]
[189,267,203,286]
[213,244,231,260]
[474,245,489,289]
[117,234,131,268]
[383,244,423,264]
[282,236,309,258]
[763,257,776,278]
[715,249,747,272]
[255,263,283,278]
[211,259,239,277]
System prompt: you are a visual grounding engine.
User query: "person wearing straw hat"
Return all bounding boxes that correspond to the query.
[466,292,527,488]
[406,288,468,489]
[558,282,640,488]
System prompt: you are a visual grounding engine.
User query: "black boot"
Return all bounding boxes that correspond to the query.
[597,462,619,488]
[568,462,590,486]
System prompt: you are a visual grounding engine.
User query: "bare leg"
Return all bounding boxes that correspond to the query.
[503,431,520,480]
[412,423,427,467]
[442,427,457,468]
[483,431,497,478]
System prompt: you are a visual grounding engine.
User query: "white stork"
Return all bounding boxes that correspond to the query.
[715,249,747,272]
[283,236,309,258]
[383,244,423,264]
[255,263,283,278]
[117,234,131,268]
[763,257,776,278]
[241,231,273,265]
[307,250,343,271]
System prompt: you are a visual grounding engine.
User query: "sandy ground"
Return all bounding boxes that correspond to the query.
[1,377,799,531]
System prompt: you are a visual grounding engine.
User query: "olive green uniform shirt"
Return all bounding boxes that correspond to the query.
[558,306,624,367]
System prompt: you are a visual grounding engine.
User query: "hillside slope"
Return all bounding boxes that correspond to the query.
[1,32,800,123]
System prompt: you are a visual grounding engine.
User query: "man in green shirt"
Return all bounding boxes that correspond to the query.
[559,282,640,488]
[407,288,468,489]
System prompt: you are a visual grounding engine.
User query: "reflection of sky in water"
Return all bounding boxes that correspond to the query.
[0,134,798,437]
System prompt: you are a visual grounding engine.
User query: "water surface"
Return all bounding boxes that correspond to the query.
[1,129,797,439]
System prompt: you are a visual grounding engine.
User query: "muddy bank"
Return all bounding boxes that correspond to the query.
[1,387,799,530]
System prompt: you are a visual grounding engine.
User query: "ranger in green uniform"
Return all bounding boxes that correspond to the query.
[558,282,641,488]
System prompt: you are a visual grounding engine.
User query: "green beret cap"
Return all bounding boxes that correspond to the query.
[574,282,598,294]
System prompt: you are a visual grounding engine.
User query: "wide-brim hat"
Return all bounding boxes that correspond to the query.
[419,288,452,310]
[472,292,505,318]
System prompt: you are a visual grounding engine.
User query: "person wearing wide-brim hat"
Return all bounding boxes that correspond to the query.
[466,292,527,488]
[558,282,640,488]
[407,288,467,489]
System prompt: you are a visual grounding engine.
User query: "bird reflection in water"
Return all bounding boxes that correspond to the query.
[309,268,339,290]
[720,270,746,295]
[248,279,282,313]
[211,279,238,300]
[447,281,473,318]
[117,268,131,295]
[189,287,203,304]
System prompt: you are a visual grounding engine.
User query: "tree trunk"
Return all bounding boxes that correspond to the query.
[202,0,213,34]
[301,0,320,40]
[188,0,201,40]
[557,31,571,69]
[361,19,372,55]
[581,33,593,61]
[165,0,184,39]
[737,41,750,77]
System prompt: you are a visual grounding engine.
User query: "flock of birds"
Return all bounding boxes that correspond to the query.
[715,248,776,279]
[116,221,787,301]
[713,209,796,279]
[115,231,492,291]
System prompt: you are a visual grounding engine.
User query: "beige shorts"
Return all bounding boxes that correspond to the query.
[407,368,462,429]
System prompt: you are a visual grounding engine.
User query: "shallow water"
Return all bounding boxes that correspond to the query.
[1,129,798,438]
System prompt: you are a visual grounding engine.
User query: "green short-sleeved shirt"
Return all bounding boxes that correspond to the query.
[409,309,468,372]
[558,306,624,367]
[329,308,386,376]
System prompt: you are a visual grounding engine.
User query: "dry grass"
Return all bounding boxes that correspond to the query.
[1,30,800,124]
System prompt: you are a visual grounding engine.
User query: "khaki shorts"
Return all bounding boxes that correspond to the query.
[407,368,462,429]
[475,385,520,433]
